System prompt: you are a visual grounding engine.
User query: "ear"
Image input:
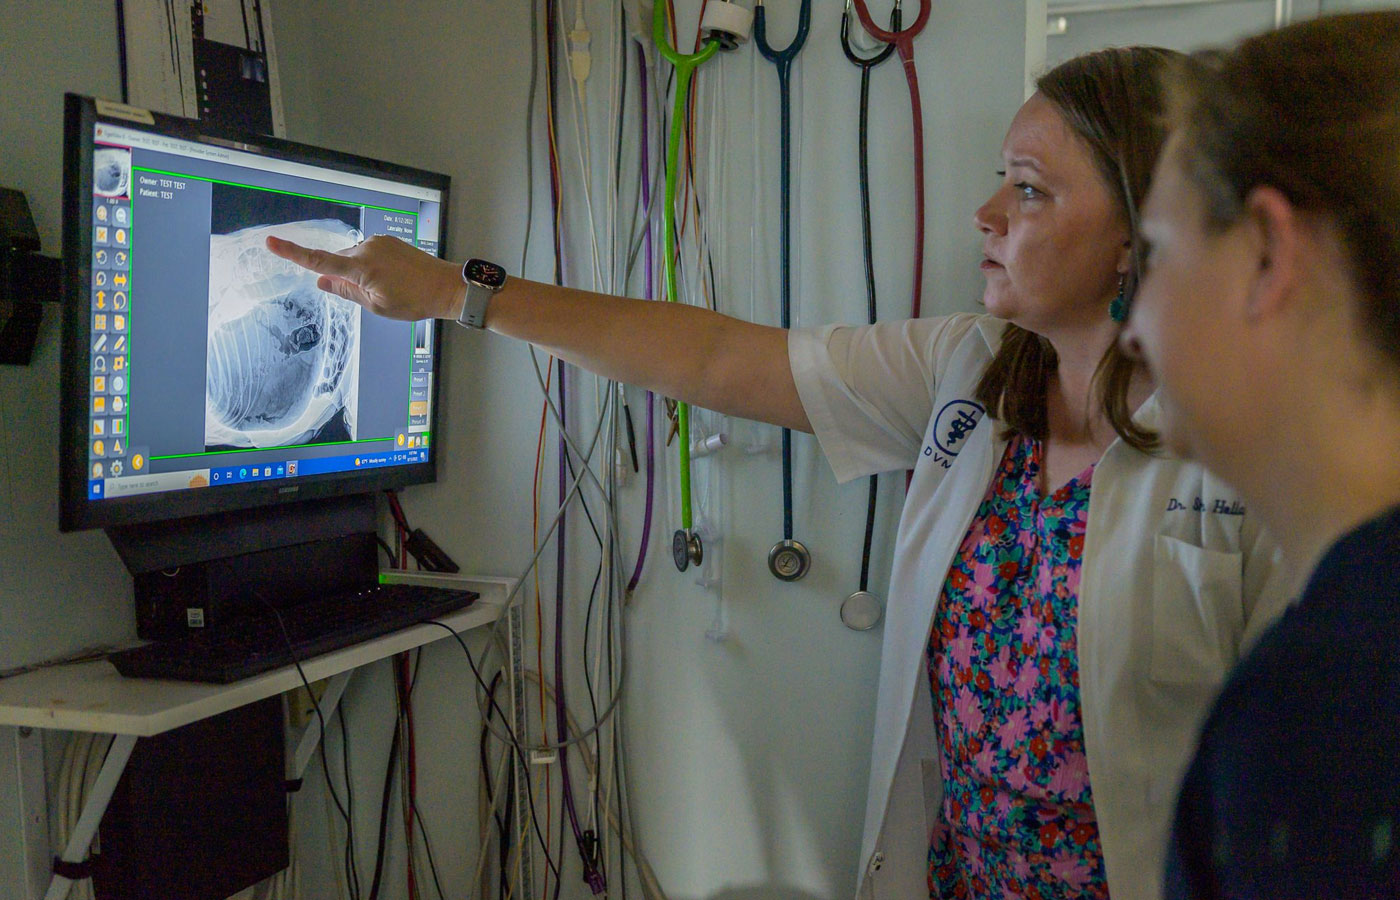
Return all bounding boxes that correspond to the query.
[1241,185,1304,322]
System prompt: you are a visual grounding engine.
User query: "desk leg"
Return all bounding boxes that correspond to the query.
[43,733,136,900]
[288,670,354,781]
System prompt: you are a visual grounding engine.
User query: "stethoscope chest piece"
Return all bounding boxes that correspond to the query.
[840,590,883,631]
[767,539,811,582]
[673,529,703,572]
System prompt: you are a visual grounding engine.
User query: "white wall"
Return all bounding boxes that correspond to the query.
[0,1,135,679]
[267,1,1036,897]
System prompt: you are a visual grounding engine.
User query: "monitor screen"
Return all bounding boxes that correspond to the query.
[60,95,449,532]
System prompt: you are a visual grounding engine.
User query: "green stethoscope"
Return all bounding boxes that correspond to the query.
[654,1,723,573]
[754,0,813,582]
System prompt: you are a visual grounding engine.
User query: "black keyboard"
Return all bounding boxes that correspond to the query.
[108,583,479,683]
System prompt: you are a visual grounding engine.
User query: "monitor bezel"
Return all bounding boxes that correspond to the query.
[60,93,450,533]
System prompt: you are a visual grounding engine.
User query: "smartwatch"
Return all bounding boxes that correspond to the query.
[456,258,508,329]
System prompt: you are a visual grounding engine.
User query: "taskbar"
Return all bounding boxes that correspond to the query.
[87,448,429,500]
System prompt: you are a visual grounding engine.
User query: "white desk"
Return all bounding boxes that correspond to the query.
[0,573,523,900]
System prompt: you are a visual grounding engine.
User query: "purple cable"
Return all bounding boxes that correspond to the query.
[545,2,598,889]
[628,40,657,595]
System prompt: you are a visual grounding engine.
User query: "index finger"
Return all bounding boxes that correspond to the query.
[265,235,358,279]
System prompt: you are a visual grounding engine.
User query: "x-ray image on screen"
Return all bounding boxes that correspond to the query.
[205,185,364,451]
[93,147,131,197]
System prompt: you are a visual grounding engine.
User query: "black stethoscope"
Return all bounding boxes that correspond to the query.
[754,0,814,582]
[838,0,898,631]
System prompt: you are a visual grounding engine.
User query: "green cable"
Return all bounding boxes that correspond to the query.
[653,2,720,533]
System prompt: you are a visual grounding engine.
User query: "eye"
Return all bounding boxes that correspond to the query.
[1014,182,1043,201]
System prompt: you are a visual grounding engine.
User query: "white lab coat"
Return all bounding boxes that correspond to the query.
[788,314,1295,900]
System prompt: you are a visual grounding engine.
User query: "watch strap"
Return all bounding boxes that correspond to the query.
[456,281,493,329]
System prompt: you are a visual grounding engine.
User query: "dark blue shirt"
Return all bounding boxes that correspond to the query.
[1165,505,1400,899]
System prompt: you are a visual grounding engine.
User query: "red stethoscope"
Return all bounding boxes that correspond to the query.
[850,0,932,319]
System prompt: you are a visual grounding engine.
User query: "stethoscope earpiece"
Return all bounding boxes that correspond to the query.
[768,539,811,582]
[841,590,883,631]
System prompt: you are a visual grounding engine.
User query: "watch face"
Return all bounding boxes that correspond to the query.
[464,258,507,288]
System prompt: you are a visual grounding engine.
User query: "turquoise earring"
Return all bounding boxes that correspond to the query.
[1110,275,1129,323]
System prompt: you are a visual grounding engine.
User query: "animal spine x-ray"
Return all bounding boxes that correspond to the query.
[205,219,362,450]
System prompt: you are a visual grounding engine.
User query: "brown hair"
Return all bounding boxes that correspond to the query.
[1164,12,1400,373]
[975,46,1180,451]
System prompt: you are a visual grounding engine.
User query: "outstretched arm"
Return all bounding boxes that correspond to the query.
[267,234,812,433]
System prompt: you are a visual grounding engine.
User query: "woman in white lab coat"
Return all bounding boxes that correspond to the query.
[268,47,1293,900]
[1119,12,1400,897]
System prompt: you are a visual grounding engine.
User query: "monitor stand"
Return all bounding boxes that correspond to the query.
[106,493,378,642]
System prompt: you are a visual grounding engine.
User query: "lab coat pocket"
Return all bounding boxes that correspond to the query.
[1149,534,1244,685]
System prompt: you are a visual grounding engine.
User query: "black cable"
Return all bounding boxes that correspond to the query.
[411,805,447,900]
[238,0,252,49]
[375,535,398,569]
[366,687,401,900]
[336,702,362,900]
[424,620,562,884]
[479,673,513,898]
[115,0,129,104]
[252,0,267,54]
[259,597,363,900]
[165,0,185,110]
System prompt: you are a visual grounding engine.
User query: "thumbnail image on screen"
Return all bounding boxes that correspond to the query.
[206,185,364,451]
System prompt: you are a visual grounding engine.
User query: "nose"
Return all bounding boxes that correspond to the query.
[974,189,1008,236]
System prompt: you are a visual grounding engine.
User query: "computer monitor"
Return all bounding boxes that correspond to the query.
[59,95,450,634]
[60,93,448,534]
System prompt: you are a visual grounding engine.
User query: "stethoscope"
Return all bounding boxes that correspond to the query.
[754,0,813,583]
[654,0,722,573]
[851,0,931,320]
[838,0,898,631]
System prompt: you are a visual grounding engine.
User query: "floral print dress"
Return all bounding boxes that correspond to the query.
[927,434,1109,899]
